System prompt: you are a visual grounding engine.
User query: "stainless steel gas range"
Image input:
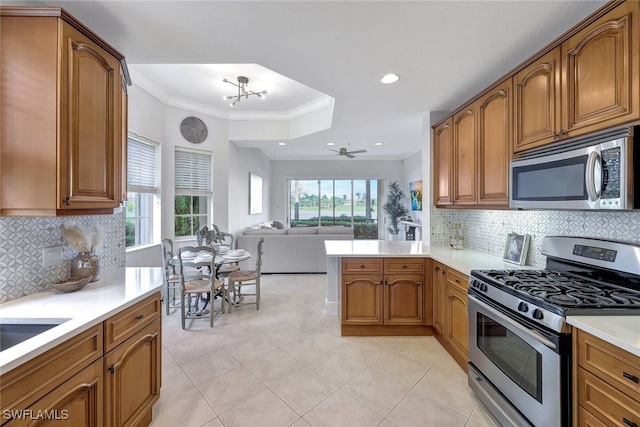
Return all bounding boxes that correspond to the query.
[467,236,640,427]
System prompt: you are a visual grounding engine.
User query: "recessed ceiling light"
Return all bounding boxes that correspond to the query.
[327,142,335,146]
[278,142,287,146]
[374,142,383,146]
[380,74,400,84]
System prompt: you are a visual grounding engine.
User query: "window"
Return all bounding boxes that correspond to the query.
[126,137,158,248]
[174,149,212,237]
[288,179,380,239]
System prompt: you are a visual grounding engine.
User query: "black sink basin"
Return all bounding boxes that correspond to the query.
[0,318,71,352]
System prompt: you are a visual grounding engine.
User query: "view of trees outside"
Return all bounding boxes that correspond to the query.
[289,179,379,239]
[174,195,209,237]
[125,192,153,247]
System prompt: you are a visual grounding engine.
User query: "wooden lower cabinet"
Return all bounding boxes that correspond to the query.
[0,293,161,427]
[341,258,427,335]
[574,328,640,427]
[433,263,469,372]
[104,320,161,427]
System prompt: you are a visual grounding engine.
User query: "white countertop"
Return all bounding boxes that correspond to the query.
[567,315,640,357]
[0,267,163,374]
[324,240,532,275]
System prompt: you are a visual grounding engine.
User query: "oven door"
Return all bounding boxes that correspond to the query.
[468,294,569,427]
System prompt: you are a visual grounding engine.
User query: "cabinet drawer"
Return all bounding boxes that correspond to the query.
[342,258,383,274]
[0,324,102,417]
[384,258,425,274]
[104,293,161,352]
[578,367,640,427]
[577,329,640,402]
[447,268,469,292]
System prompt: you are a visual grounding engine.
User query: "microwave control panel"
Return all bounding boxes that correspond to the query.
[601,147,621,200]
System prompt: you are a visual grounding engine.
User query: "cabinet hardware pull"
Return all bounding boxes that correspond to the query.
[560,129,566,138]
[360,265,365,269]
[108,364,115,374]
[63,197,70,206]
[622,417,637,427]
[402,265,407,269]
[623,372,639,383]
[135,314,144,321]
[553,132,559,139]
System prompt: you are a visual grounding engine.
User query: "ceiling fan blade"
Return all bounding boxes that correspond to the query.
[328,149,341,153]
[347,150,367,154]
[346,153,355,158]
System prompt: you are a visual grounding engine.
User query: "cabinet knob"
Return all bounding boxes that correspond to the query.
[63,197,70,206]
[108,364,115,374]
[553,132,559,139]
[135,314,144,321]
[360,265,365,269]
[402,265,407,269]
[560,129,566,138]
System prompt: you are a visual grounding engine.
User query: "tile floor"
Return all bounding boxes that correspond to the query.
[151,274,501,427]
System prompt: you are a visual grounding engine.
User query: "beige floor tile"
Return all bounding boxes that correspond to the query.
[378,419,399,427]
[261,322,305,346]
[342,367,411,417]
[270,368,338,416]
[413,366,477,416]
[159,365,195,399]
[336,337,391,365]
[370,348,430,387]
[164,334,221,364]
[434,352,467,376]
[303,389,383,427]
[198,366,266,416]
[290,418,312,427]
[199,418,225,427]
[244,348,304,386]
[468,402,501,427]
[392,336,446,365]
[180,347,241,385]
[305,322,350,348]
[307,349,367,387]
[150,387,216,427]
[207,322,257,348]
[368,336,405,348]
[224,334,278,363]
[281,336,333,364]
[161,346,177,371]
[218,389,300,427]
[386,390,468,427]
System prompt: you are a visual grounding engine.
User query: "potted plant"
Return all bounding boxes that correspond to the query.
[383,181,409,240]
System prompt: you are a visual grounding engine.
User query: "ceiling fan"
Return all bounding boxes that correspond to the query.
[330,147,367,159]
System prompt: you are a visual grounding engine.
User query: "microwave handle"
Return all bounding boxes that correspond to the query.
[586,151,602,201]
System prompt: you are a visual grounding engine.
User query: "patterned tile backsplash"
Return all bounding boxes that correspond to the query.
[0,210,126,303]
[430,207,640,268]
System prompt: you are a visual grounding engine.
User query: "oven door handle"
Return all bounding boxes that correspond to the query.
[469,295,557,350]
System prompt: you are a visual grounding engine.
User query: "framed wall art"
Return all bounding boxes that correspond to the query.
[249,173,263,214]
[409,180,423,211]
[503,233,531,265]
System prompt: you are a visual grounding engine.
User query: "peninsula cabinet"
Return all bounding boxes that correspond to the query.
[514,0,639,153]
[433,261,469,372]
[574,329,640,427]
[341,258,428,336]
[0,7,128,216]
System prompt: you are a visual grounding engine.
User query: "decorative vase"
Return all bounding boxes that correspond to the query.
[71,252,100,282]
[450,223,464,250]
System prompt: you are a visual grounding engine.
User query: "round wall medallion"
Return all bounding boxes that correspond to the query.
[180,116,208,144]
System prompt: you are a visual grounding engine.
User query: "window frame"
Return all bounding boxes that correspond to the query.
[174,147,213,239]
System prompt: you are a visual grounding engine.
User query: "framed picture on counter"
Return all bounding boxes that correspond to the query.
[503,233,530,265]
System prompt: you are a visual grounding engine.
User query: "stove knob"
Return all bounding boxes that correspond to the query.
[481,283,488,292]
[532,309,544,320]
[517,302,529,313]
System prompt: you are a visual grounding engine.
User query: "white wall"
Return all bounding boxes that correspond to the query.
[401,150,423,240]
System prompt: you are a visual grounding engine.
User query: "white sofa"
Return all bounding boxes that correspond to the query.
[236,223,354,273]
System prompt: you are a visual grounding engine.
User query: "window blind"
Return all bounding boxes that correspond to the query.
[127,138,157,193]
[175,149,212,196]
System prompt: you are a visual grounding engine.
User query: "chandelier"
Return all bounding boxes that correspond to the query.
[222,76,267,107]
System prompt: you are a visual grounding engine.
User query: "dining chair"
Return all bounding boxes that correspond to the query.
[217,232,240,277]
[177,245,225,329]
[161,238,181,315]
[227,237,264,311]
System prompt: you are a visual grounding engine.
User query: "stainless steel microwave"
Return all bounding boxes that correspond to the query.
[510,127,638,210]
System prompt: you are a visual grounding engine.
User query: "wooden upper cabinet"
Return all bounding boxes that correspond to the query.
[477,80,511,206]
[59,23,122,211]
[0,8,127,216]
[562,0,639,137]
[452,106,477,205]
[513,48,562,152]
[433,119,453,206]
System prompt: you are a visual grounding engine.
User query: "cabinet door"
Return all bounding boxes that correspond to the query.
[452,107,477,205]
[104,320,160,427]
[384,274,424,325]
[432,262,447,335]
[342,275,383,325]
[433,119,453,206]
[7,360,103,427]
[514,48,562,152]
[59,23,122,210]
[446,284,469,360]
[562,1,639,137]
[477,80,511,206]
